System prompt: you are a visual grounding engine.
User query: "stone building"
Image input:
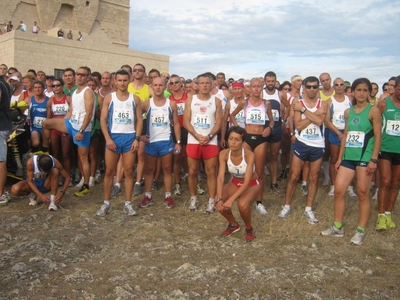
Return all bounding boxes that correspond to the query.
[0,0,169,76]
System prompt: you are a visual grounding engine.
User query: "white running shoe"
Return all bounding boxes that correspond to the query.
[347,186,357,197]
[28,192,37,206]
[76,177,84,189]
[94,170,102,183]
[189,199,199,211]
[123,203,138,216]
[174,183,182,195]
[278,206,291,219]
[204,200,215,214]
[196,184,205,195]
[48,202,58,211]
[89,176,95,188]
[328,185,335,196]
[350,230,365,245]
[304,210,318,224]
[256,203,268,215]
[372,188,379,200]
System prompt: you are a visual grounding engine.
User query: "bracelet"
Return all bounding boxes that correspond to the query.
[60,190,66,195]
[135,136,141,142]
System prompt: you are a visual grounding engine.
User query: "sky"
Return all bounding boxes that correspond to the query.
[129,0,400,90]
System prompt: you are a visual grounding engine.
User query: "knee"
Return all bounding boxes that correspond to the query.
[11,184,19,195]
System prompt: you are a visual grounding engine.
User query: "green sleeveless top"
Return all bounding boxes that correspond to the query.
[343,105,374,162]
[381,97,400,153]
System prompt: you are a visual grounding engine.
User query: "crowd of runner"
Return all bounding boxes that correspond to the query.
[0,63,399,245]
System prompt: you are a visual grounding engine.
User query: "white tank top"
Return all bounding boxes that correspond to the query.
[244,98,267,126]
[295,98,325,148]
[330,95,352,130]
[108,92,136,134]
[32,155,55,181]
[229,98,245,128]
[262,89,281,123]
[187,95,218,145]
[146,97,172,143]
[70,86,95,131]
[227,148,247,178]
[214,89,228,117]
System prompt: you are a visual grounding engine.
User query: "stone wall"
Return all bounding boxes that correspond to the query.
[0,30,169,75]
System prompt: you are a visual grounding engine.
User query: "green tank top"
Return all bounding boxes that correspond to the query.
[343,105,374,162]
[381,97,400,153]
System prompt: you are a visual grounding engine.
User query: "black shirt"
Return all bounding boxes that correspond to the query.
[0,76,12,131]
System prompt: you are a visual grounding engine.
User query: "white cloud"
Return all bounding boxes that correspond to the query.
[129,0,400,87]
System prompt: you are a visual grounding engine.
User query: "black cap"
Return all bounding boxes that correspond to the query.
[46,75,55,80]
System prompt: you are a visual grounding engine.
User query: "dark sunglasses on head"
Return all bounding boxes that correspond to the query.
[305,85,319,90]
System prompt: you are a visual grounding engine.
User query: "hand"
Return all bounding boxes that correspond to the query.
[141,135,150,144]
[222,199,233,210]
[174,144,182,153]
[292,102,304,112]
[75,132,83,141]
[366,161,377,175]
[335,159,342,171]
[197,134,208,145]
[215,201,224,212]
[262,127,271,137]
[220,139,227,149]
[106,138,116,152]
[291,135,296,144]
[130,139,139,152]
[39,194,50,203]
[54,192,64,204]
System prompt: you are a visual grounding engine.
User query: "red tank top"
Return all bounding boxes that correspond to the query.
[169,92,188,127]
[51,95,69,118]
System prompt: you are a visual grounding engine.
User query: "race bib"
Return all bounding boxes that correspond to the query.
[332,112,345,129]
[53,104,68,115]
[386,120,400,136]
[70,111,80,124]
[193,113,211,129]
[246,109,265,125]
[151,114,168,127]
[346,131,365,148]
[300,124,320,140]
[235,110,245,124]
[177,103,185,116]
[114,109,133,124]
[33,117,45,128]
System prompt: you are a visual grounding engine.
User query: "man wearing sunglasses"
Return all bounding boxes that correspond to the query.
[278,76,327,225]
[379,77,396,102]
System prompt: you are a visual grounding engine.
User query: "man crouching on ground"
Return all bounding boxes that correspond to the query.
[11,154,71,211]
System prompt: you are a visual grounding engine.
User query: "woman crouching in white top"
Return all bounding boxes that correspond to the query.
[215,126,261,242]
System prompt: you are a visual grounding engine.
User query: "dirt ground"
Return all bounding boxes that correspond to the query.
[1,172,399,300]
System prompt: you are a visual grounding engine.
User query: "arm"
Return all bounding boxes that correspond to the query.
[170,101,182,153]
[215,150,228,211]
[262,101,273,137]
[64,96,72,119]
[279,90,290,112]
[183,95,198,139]
[53,158,71,203]
[131,95,143,152]
[293,100,327,131]
[100,94,116,152]
[46,98,52,119]
[79,88,95,131]
[229,99,245,126]
[366,106,382,174]
[220,101,230,148]
[206,97,223,144]
[335,109,350,170]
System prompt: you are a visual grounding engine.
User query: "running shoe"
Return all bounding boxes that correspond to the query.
[372,188,379,201]
[0,192,9,205]
[204,200,215,214]
[173,183,182,195]
[221,223,240,237]
[245,227,255,242]
[133,183,142,196]
[181,173,188,181]
[96,204,112,216]
[255,203,268,215]
[138,196,154,208]
[76,177,84,189]
[304,210,318,224]
[350,230,365,245]
[322,178,331,186]
[271,183,280,194]
[74,186,90,197]
[328,185,335,196]
[111,185,121,199]
[347,186,357,197]
[277,170,288,181]
[375,214,387,231]
[89,176,95,188]
[189,199,199,211]
[94,170,102,183]
[123,203,138,216]
[197,184,205,195]
[386,214,396,229]
[301,183,308,196]
[48,202,58,211]
[164,196,176,209]
[320,225,344,237]
[151,180,158,191]
[28,192,37,206]
[278,206,291,219]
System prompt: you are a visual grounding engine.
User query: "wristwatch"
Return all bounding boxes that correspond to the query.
[370,158,378,163]
[300,107,307,113]
[177,140,181,144]
[290,132,295,136]
[78,129,84,134]
[208,134,213,140]
[136,136,141,142]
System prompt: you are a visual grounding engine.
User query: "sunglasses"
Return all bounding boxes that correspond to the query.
[170,80,181,85]
[334,83,345,86]
[76,72,88,77]
[305,85,319,90]
[133,69,144,73]
[51,84,63,88]
[383,89,388,92]
[283,88,291,91]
